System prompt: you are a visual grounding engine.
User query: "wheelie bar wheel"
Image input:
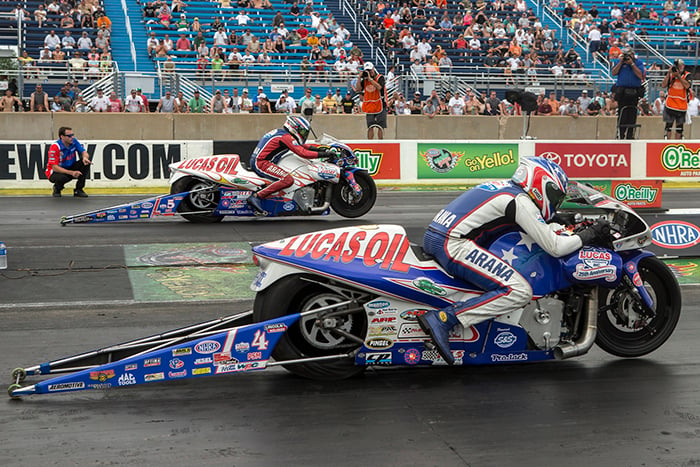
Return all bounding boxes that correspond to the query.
[11,368,27,384]
[8,383,21,399]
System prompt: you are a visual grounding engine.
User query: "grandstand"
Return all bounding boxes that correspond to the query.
[1,0,698,111]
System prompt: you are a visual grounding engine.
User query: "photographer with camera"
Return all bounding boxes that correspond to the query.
[354,62,387,139]
[661,59,691,139]
[611,47,645,139]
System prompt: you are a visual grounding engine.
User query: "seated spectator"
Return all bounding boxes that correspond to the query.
[34,5,48,27]
[53,46,66,61]
[247,36,261,53]
[62,31,76,50]
[45,30,61,50]
[60,13,74,29]
[69,52,87,80]
[97,12,112,30]
[78,32,93,51]
[176,34,192,51]
[290,2,300,17]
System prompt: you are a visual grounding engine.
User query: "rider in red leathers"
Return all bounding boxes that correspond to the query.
[247,115,334,213]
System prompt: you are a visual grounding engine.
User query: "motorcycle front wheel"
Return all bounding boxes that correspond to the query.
[330,171,377,218]
[171,176,224,223]
[253,275,367,380]
[596,257,682,357]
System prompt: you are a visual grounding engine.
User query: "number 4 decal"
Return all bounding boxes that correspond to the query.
[252,330,269,350]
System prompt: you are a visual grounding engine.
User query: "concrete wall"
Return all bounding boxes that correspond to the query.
[1,113,698,141]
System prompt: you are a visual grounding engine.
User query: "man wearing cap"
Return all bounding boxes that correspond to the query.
[189,90,207,113]
[89,88,110,112]
[136,88,150,112]
[253,86,267,112]
[611,47,645,139]
[125,89,144,112]
[354,62,387,139]
[45,126,91,198]
[576,90,592,114]
[322,90,337,113]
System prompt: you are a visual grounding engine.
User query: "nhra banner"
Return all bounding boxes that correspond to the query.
[639,212,700,257]
[647,143,700,177]
[0,141,213,188]
[535,142,631,178]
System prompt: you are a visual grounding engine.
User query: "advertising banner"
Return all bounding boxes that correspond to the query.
[535,142,632,178]
[577,179,663,209]
[646,142,700,177]
[0,141,212,188]
[347,143,401,180]
[639,213,700,257]
[417,143,518,179]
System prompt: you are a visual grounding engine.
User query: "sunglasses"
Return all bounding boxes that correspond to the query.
[64,133,75,138]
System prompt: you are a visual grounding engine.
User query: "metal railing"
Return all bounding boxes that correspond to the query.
[339,0,388,73]
[121,0,138,69]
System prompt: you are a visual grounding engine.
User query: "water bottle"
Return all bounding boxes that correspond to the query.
[0,242,6,270]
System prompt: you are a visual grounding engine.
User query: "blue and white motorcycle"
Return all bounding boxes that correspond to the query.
[9,182,682,397]
[250,181,682,379]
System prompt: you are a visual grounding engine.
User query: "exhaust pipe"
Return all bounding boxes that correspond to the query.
[554,290,598,360]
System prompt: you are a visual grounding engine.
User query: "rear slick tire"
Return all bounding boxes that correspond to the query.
[171,176,224,223]
[596,257,682,357]
[253,275,367,380]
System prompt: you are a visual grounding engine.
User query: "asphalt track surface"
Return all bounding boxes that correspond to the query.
[1,190,700,467]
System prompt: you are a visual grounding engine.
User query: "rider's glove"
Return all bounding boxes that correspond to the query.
[576,219,611,246]
[318,150,336,159]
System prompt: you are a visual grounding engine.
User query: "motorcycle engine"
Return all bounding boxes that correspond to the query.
[518,296,564,350]
[293,187,315,213]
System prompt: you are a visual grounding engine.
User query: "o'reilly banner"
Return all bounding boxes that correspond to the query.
[0,141,213,188]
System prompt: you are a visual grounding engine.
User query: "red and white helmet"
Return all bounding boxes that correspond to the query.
[511,156,568,221]
[284,115,311,144]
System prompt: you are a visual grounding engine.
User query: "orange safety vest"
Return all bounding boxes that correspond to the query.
[361,74,385,114]
[666,71,690,111]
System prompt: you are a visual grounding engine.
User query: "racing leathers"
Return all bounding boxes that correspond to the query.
[250,128,323,199]
[420,181,584,362]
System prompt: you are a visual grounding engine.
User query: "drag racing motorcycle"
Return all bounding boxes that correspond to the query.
[169,135,376,223]
[59,135,376,225]
[9,182,681,397]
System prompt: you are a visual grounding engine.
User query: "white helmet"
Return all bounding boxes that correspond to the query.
[283,115,311,144]
[511,157,568,221]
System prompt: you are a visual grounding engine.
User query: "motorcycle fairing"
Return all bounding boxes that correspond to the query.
[253,225,481,309]
[211,188,321,217]
[10,314,300,397]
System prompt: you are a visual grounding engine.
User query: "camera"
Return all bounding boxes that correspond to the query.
[622,53,633,62]
[671,66,678,73]
[361,71,368,78]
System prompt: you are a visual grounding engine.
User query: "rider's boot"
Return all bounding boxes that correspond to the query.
[247,193,265,214]
[418,304,461,365]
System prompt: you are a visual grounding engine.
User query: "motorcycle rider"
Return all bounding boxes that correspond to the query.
[419,157,610,364]
[247,115,334,213]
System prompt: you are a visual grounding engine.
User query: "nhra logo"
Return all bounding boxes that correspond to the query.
[651,221,700,249]
[194,340,221,354]
[422,148,462,173]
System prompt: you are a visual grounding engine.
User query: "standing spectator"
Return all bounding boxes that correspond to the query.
[89,88,110,112]
[449,91,466,115]
[354,62,387,139]
[577,90,592,113]
[175,91,189,113]
[108,91,123,112]
[276,94,295,113]
[687,91,700,118]
[30,85,49,112]
[662,59,691,139]
[45,127,92,198]
[611,47,645,139]
[322,91,337,113]
[409,92,423,114]
[652,91,666,116]
[241,89,253,113]
[157,90,176,112]
[537,97,554,115]
[422,97,438,118]
[340,91,355,114]
[189,90,207,113]
[136,89,150,112]
[125,89,145,112]
[559,98,579,117]
[484,91,501,115]
[210,89,226,113]
[0,89,21,112]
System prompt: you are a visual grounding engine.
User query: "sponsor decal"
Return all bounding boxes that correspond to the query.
[573,249,617,282]
[491,353,528,362]
[125,364,137,371]
[365,352,393,365]
[118,373,137,386]
[144,358,161,367]
[48,382,85,391]
[412,278,447,296]
[651,221,700,249]
[348,143,401,179]
[141,202,153,209]
[632,272,643,287]
[89,370,116,382]
[235,342,250,353]
[277,231,412,273]
[399,323,428,338]
[404,348,421,365]
[194,357,213,365]
[193,367,212,375]
[194,340,221,354]
[316,165,338,180]
[371,316,396,324]
[537,143,631,177]
[169,358,185,370]
[264,323,287,333]
[168,370,187,378]
[177,155,239,175]
[172,347,192,356]
[400,309,429,321]
[366,300,391,309]
[418,143,518,179]
[494,331,517,349]
[368,325,397,336]
[144,372,165,382]
[613,183,659,205]
[247,351,263,360]
[88,383,112,389]
[215,361,263,374]
[283,202,296,211]
[422,350,465,364]
[365,338,393,350]
[214,353,239,365]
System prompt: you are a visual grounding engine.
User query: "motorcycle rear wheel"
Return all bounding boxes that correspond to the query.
[253,275,367,380]
[330,171,377,218]
[596,257,682,357]
[171,176,224,223]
